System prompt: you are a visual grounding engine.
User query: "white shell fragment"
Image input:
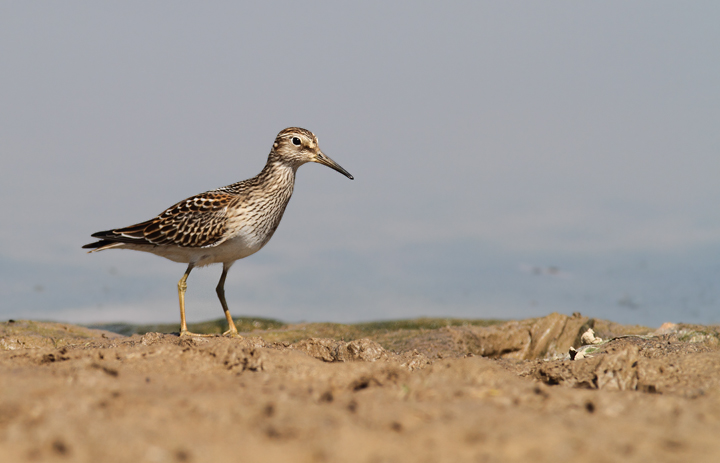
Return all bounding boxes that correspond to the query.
[568,347,586,361]
[581,328,603,345]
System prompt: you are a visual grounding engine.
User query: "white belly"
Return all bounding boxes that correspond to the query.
[199,226,266,265]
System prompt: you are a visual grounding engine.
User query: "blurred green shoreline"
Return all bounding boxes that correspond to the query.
[85,317,506,339]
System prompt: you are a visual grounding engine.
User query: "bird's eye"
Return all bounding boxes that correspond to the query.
[291,137,301,146]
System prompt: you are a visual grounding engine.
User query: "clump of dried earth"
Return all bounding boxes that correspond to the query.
[1,313,719,462]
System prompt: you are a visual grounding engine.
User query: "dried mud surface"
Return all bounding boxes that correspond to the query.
[1,314,720,463]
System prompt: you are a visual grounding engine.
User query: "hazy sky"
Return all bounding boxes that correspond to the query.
[2,2,719,327]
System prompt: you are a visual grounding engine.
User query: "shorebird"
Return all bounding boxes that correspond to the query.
[83,127,353,337]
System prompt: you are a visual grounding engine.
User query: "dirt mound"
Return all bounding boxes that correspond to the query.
[1,314,719,462]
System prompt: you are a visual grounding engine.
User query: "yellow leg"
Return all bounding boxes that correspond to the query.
[217,263,240,337]
[177,264,212,337]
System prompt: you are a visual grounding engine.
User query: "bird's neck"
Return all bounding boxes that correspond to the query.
[257,154,297,193]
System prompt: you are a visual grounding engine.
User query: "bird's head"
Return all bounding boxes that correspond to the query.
[271,127,354,180]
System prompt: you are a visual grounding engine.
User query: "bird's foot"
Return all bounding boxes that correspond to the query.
[222,328,242,338]
[179,330,215,338]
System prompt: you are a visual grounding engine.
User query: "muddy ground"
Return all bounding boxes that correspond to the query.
[1,313,719,462]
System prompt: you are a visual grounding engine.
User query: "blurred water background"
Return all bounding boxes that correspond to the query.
[2,2,719,328]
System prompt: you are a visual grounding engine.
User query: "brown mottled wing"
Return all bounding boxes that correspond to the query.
[90,192,237,248]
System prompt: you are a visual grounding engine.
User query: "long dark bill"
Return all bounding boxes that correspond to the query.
[316,151,354,180]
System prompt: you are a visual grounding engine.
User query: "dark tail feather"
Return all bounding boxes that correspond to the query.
[82,240,115,249]
[82,220,157,251]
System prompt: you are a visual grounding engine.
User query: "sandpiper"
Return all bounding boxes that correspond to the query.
[83,127,353,337]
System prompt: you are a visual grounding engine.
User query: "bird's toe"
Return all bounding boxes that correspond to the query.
[179,330,215,338]
[222,329,242,339]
